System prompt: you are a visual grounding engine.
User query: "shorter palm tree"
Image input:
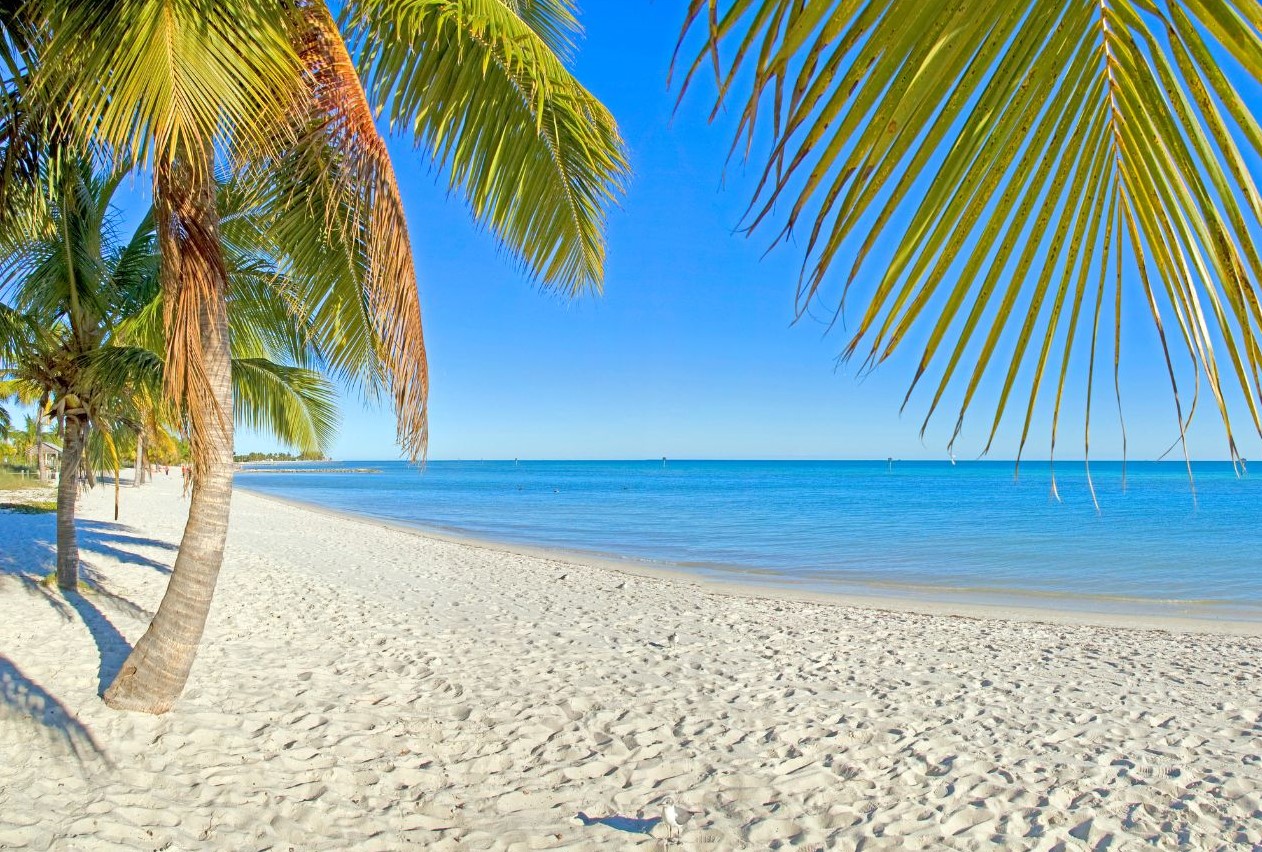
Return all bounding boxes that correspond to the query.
[1,159,337,588]
[0,379,15,441]
[3,411,50,474]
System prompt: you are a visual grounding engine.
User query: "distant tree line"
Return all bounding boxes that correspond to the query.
[234,451,328,463]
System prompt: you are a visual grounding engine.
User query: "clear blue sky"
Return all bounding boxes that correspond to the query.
[232,4,1258,462]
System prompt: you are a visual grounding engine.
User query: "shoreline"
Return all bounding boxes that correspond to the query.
[5,475,1262,849]
[237,483,1262,636]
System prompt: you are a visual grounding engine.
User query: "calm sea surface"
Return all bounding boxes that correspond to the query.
[236,460,1262,619]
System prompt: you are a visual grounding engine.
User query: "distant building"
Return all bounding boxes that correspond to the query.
[34,441,61,480]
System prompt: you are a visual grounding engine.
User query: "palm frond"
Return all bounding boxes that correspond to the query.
[269,3,429,459]
[79,345,166,404]
[497,0,583,60]
[347,0,630,293]
[84,345,335,453]
[230,358,338,454]
[0,301,37,362]
[29,0,304,171]
[678,0,1262,467]
[0,4,49,224]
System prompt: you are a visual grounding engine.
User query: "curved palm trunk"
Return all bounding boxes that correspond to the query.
[55,414,87,590]
[104,154,235,714]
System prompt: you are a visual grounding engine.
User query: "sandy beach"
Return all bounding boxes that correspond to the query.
[2,475,1261,850]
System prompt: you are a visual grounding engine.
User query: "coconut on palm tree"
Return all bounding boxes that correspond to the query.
[678,0,1262,494]
[9,1,627,713]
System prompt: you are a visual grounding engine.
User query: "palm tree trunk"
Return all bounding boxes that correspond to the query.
[133,430,145,486]
[55,414,86,590]
[84,448,96,488]
[36,406,46,482]
[103,153,235,714]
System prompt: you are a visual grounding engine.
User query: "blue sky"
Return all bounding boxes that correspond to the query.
[242,4,1260,462]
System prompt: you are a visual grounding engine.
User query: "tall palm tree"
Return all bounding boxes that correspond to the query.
[0,158,340,589]
[677,1,1262,492]
[14,2,628,713]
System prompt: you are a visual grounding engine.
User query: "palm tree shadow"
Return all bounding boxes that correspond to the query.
[0,513,74,619]
[78,520,178,553]
[81,566,154,623]
[0,654,108,765]
[62,591,133,696]
[74,522,174,575]
[7,571,74,620]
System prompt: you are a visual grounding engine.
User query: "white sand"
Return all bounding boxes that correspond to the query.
[2,475,1261,850]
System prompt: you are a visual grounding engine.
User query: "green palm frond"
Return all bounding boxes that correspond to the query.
[106,175,316,368]
[215,174,317,368]
[29,0,303,169]
[347,0,630,294]
[85,346,338,455]
[0,301,36,362]
[115,271,318,372]
[79,345,165,401]
[678,0,1262,470]
[230,358,338,455]
[497,0,583,59]
[261,149,388,399]
[0,158,125,332]
[0,4,48,223]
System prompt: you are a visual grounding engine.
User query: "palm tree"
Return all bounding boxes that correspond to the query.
[1,158,339,590]
[0,375,24,442]
[677,1,1262,491]
[6,413,44,471]
[12,2,628,713]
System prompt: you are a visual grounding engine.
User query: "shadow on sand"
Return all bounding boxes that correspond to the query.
[77,518,178,553]
[0,507,146,697]
[0,655,108,764]
[77,520,175,574]
[62,591,134,695]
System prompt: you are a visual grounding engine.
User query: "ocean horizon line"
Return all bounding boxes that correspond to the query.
[256,456,1249,465]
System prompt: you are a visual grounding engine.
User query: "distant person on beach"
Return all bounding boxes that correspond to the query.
[181,465,191,498]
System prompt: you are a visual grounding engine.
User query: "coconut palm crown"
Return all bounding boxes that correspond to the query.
[5,1,628,712]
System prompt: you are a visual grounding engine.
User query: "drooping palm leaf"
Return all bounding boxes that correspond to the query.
[0,7,39,223]
[678,0,1262,474]
[260,3,429,460]
[499,0,583,59]
[0,301,36,362]
[229,357,338,454]
[346,0,630,294]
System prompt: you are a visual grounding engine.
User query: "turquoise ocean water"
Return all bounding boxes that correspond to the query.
[236,460,1262,620]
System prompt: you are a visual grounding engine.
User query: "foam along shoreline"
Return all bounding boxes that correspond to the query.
[237,484,1262,636]
[2,475,1261,850]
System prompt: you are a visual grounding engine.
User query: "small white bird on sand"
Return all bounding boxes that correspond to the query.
[661,796,699,842]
